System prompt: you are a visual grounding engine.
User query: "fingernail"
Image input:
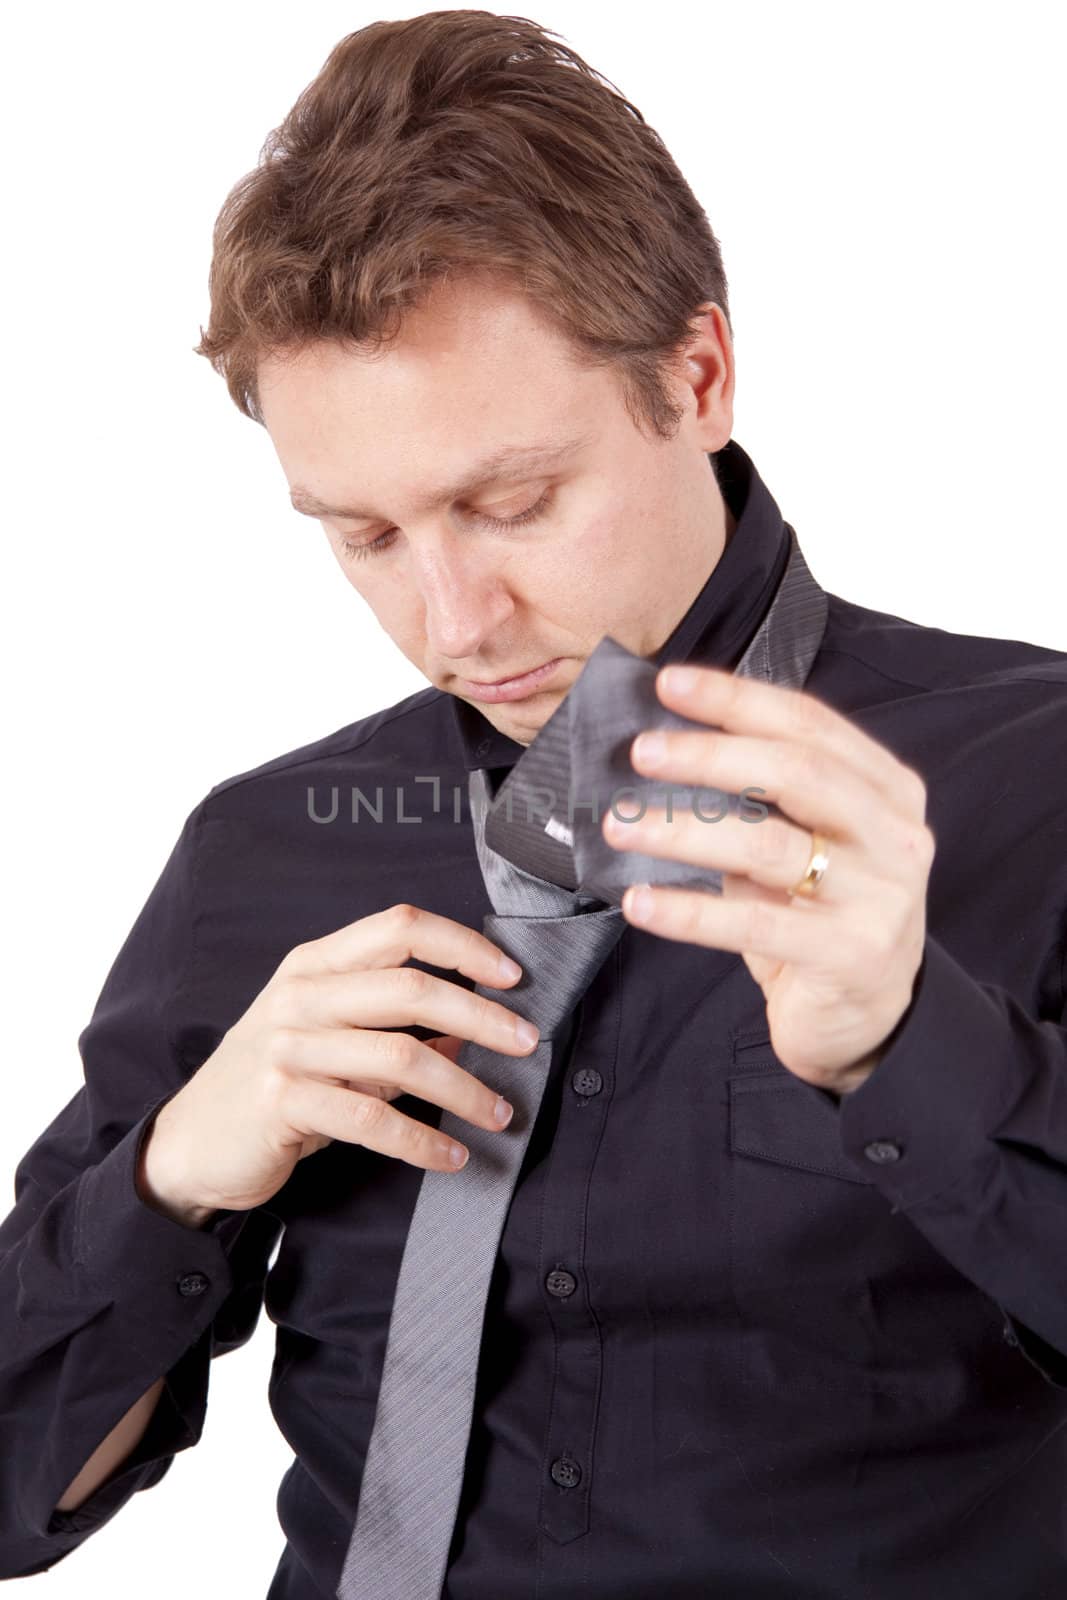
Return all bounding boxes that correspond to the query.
[633,731,667,765]
[494,1096,514,1126]
[626,885,656,921]
[446,1141,468,1168]
[497,955,522,982]
[515,1017,540,1048]
[661,665,697,695]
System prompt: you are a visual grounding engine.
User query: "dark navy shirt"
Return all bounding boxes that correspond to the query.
[3,439,1067,1598]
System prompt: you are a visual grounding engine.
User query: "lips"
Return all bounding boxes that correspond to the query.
[457,657,564,704]
[470,665,545,686]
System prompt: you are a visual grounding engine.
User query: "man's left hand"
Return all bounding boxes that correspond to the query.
[601,663,935,1095]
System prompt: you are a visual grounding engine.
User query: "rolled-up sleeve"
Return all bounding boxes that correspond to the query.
[0,803,282,1578]
[837,930,1067,1387]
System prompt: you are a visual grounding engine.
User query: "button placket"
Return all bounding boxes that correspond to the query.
[536,964,618,1554]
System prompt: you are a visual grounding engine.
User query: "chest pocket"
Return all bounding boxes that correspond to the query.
[727,1042,900,1395]
[729,1061,873,1185]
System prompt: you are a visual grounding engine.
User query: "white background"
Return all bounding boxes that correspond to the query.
[2,2,1064,1593]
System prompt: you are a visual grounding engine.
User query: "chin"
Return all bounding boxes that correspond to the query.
[500,701,559,743]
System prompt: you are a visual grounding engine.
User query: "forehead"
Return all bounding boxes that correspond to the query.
[256,280,619,507]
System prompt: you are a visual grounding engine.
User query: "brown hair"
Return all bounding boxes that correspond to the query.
[193,9,732,441]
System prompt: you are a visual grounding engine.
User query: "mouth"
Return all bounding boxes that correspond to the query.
[456,657,565,703]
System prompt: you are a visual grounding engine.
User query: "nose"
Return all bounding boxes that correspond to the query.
[413,537,516,663]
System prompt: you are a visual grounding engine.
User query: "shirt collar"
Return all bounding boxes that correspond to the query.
[447,436,791,772]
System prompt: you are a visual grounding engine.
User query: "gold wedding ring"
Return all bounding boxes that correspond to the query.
[788,829,831,899]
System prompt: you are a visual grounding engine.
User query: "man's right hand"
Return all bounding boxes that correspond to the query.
[137,903,539,1220]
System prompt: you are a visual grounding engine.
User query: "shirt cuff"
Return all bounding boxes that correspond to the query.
[73,1094,237,1328]
[835,933,1036,1211]
[33,1098,240,1539]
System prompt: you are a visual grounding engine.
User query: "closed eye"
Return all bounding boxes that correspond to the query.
[337,489,553,563]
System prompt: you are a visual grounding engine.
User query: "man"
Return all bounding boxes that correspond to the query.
[2,11,1066,1598]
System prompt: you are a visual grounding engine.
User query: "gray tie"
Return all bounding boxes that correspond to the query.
[337,524,828,1600]
[337,770,623,1600]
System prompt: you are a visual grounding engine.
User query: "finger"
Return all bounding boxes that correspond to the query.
[319,1032,465,1097]
[278,902,525,990]
[426,1033,464,1065]
[654,665,925,818]
[272,1026,514,1138]
[602,802,863,902]
[284,1077,475,1173]
[276,966,541,1055]
[720,872,792,987]
[620,879,834,960]
[625,728,926,872]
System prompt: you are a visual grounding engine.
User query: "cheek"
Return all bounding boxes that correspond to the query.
[498,501,642,634]
[542,502,619,593]
[564,502,658,606]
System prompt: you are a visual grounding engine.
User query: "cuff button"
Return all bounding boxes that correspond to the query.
[177,1271,210,1296]
[863,1139,902,1164]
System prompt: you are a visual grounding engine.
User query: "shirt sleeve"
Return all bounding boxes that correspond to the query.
[0,803,284,1579]
[835,929,1067,1388]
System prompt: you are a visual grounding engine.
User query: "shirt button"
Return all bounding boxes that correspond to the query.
[572,1067,602,1097]
[546,1268,577,1298]
[863,1140,903,1165]
[177,1272,210,1296]
[550,1456,582,1489]
[475,738,492,758]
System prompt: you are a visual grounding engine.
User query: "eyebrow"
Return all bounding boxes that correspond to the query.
[288,433,593,521]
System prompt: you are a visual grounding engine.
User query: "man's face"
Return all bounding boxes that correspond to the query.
[258,274,735,746]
